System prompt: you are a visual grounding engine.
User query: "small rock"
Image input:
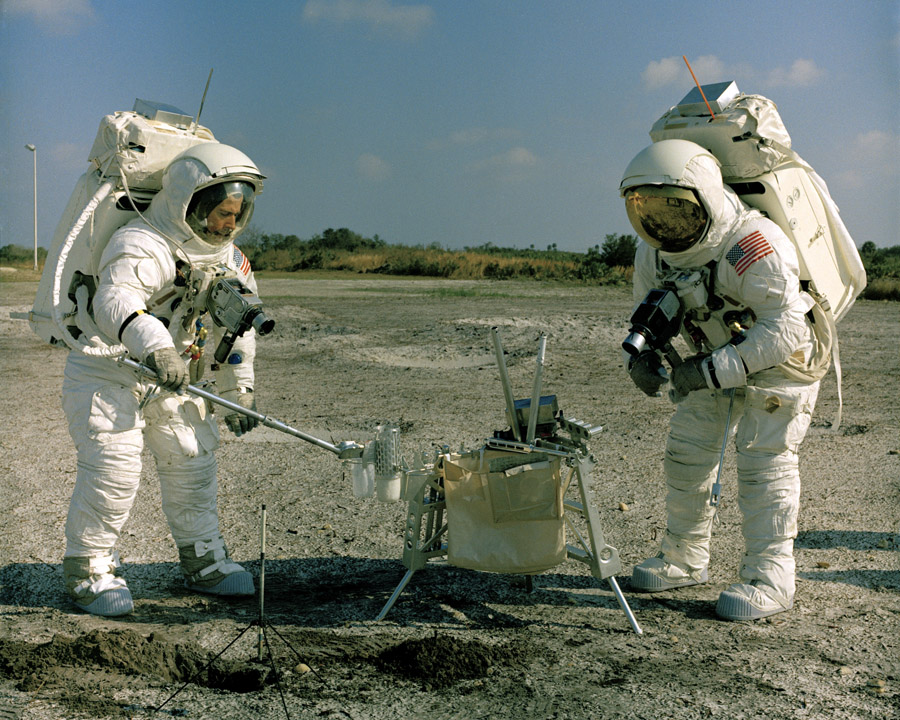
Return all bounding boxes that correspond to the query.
[619,502,629,512]
[839,666,853,676]
[816,561,830,569]
[294,663,311,674]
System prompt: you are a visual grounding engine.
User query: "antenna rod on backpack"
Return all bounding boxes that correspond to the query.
[682,56,716,119]
[191,68,214,134]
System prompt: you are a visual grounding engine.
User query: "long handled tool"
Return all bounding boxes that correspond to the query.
[118,356,364,459]
[709,388,736,510]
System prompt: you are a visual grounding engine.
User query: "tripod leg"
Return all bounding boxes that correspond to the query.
[607,576,642,635]
[570,455,643,635]
[376,568,416,621]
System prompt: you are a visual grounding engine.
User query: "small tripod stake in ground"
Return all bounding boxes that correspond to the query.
[154,504,319,720]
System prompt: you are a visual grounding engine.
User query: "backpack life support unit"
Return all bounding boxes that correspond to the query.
[649,81,866,321]
[28,99,217,356]
[647,81,866,426]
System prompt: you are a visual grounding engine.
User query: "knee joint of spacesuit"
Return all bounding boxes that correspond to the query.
[143,394,220,466]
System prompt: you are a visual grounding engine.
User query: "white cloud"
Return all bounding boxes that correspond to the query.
[642,55,727,90]
[449,128,491,146]
[851,130,900,175]
[854,129,897,155]
[302,0,434,39]
[357,153,392,181]
[766,59,826,87]
[4,0,95,35]
[642,55,826,92]
[824,130,899,191]
[490,147,538,168]
[468,146,539,182]
[427,127,521,151]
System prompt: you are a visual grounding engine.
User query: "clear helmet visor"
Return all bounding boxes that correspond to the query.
[186,180,256,244]
[624,185,709,253]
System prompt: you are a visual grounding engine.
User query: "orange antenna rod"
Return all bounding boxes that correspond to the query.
[682,55,716,119]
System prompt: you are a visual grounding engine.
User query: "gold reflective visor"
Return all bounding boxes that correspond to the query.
[624,185,709,252]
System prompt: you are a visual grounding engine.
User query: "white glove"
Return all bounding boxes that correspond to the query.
[221,389,258,436]
[145,348,188,394]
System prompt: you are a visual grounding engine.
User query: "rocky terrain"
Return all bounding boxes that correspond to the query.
[1,272,898,719]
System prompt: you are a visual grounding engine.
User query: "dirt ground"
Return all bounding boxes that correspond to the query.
[1,270,898,720]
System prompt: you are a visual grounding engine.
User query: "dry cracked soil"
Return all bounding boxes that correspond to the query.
[1,271,898,720]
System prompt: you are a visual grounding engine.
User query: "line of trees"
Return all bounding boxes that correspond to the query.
[2,233,898,298]
[233,227,640,283]
[0,245,47,265]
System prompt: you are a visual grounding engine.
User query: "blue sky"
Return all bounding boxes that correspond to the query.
[1,0,898,254]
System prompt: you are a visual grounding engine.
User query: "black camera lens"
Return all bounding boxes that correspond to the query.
[250,310,275,336]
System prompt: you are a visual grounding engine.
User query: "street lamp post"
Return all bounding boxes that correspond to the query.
[25,144,37,271]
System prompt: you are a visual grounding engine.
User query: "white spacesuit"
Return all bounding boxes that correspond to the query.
[620,139,829,621]
[62,143,265,617]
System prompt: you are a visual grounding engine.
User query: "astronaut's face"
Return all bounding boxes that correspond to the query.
[204,196,243,242]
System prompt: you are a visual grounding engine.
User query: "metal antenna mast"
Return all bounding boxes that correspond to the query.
[191,68,214,133]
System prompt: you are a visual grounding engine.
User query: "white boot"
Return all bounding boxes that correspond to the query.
[716,579,792,620]
[63,552,134,617]
[179,537,254,596]
[630,553,708,592]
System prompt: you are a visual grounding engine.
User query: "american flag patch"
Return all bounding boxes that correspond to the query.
[233,247,251,275]
[726,231,774,276]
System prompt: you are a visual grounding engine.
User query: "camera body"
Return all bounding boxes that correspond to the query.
[206,278,275,363]
[622,288,683,360]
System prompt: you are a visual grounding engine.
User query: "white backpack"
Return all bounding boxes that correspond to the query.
[649,81,866,322]
[648,81,867,428]
[28,99,216,355]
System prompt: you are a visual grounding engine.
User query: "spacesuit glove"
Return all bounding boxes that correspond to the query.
[145,347,188,394]
[671,355,710,397]
[627,351,668,397]
[222,389,259,437]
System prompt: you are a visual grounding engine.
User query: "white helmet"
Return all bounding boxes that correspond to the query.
[177,142,265,193]
[172,143,265,244]
[620,139,719,253]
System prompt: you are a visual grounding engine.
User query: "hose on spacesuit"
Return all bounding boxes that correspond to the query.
[50,179,129,357]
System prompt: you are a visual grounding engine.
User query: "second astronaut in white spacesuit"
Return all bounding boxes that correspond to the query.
[620,139,830,620]
[62,142,266,616]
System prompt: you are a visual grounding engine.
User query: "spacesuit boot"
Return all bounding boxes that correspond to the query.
[178,537,254,596]
[63,552,134,617]
[631,552,708,592]
[716,578,792,620]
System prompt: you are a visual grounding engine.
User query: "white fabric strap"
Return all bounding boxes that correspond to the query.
[72,551,127,595]
[193,538,244,577]
[87,550,121,573]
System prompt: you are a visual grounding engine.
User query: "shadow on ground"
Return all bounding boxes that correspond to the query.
[1,557,641,629]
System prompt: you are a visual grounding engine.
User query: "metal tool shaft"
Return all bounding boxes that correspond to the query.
[118,356,361,457]
[710,388,736,507]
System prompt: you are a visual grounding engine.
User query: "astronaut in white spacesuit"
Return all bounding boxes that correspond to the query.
[62,143,265,616]
[620,139,829,621]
